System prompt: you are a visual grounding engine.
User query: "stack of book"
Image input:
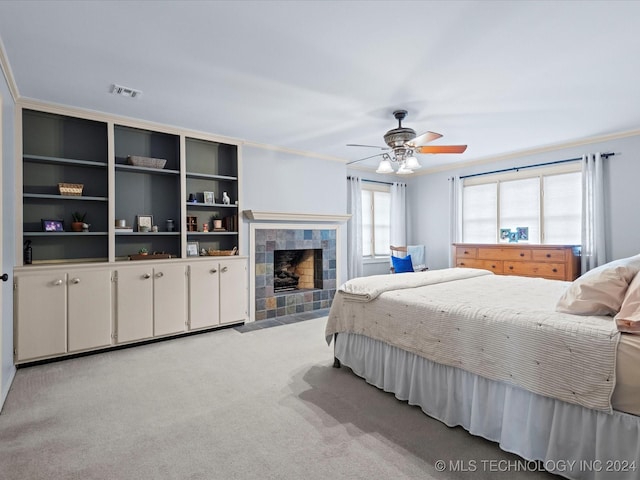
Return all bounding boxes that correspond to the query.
[222,214,238,232]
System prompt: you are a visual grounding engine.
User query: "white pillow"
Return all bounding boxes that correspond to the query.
[615,272,640,333]
[556,254,640,316]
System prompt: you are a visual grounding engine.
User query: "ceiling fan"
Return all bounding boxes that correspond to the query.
[347,110,467,174]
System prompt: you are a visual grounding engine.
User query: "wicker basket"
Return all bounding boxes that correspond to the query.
[127,155,167,169]
[58,183,84,196]
[207,246,238,256]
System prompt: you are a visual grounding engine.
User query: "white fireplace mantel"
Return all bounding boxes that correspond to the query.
[243,210,351,223]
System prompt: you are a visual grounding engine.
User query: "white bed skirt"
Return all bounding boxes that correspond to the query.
[335,333,640,480]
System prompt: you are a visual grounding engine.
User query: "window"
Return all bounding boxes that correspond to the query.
[362,185,390,257]
[462,163,582,244]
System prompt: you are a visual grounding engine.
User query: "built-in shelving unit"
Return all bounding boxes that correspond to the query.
[19,107,242,265]
[185,137,239,253]
[22,109,109,263]
[114,124,181,260]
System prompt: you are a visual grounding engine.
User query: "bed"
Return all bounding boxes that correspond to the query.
[325,267,640,480]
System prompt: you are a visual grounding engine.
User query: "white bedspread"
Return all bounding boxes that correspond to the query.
[326,269,620,412]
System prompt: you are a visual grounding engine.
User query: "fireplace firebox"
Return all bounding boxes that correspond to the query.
[273,249,322,293]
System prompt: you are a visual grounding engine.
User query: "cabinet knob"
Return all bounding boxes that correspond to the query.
[491,265,496,269]
[142,273,151,279]
[210,269,217,274]
[155,272,164,278]
[71,278,80,284]
[53,279,64,286]
[221,266,228,273]
[546,253,551,258]
[509,266,514,270]
[463,251,469,254]
[552,268,558,273]
[519,253,525,257]
[1,273,8,282]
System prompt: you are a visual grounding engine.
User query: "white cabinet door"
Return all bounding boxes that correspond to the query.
[153,264,187,336]
[15,272,67,361]
[219,260,248,324]
[116,265,153,343]
[188,261,220,330]
[67,268,113,352]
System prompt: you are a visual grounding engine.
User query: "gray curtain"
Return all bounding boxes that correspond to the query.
[347,176,363,279]
[448,176,462,267]
[581,153,606,272]
[390,182,407,247]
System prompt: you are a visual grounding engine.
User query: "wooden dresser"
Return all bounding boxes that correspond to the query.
[453,243,581,281]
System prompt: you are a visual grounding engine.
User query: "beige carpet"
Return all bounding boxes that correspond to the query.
[0,317,557,480]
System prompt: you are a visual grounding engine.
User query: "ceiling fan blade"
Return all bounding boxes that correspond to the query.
[346,152,386,165]
[416,145,468,154]
[407,131,443,147]
[346,144,389,150]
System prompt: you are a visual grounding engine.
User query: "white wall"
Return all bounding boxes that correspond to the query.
[408,135,640,270]
[0,65,16,409]
[242,145,349,284]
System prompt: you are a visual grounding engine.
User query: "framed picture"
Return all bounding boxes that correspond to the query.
[42,219,64,232]
[187,241,200,257]
[499,228,511,242]
[509,231,518,243]
[203,191,215,205]
[137,214,153,232]
[517,227,529,242]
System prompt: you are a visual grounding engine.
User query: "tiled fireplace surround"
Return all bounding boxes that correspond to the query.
[253,227,337,320]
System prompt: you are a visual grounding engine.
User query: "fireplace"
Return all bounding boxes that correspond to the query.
[252,227,337,320]
[273,249,323,293]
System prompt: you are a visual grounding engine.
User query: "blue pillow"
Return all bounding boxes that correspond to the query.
[391,254,414,273]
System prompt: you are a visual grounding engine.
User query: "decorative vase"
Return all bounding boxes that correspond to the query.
[71,222,83,232]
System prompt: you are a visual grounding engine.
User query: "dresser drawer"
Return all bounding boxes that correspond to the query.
[531,249,567,262]
[504,261,565,279]
[456,258,503,273]
[477,247,531,261]
[456,247,477,259]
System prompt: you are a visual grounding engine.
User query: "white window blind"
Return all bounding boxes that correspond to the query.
[361,187,391,257]
[463,183,497,243]
[500,177,540,243]
[543,172,582,244]
[461,162,582,244]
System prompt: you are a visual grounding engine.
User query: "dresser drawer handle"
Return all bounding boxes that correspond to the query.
[491,265,496,269]
[552,268,558,273]
[546,254,551,258]
[519,253,525,257]
[459,262,465,266]
[463,251,469,254]
[509,266,514,270]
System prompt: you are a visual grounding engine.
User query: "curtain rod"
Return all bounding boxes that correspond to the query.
[347,176,394,186]
[459,152,616,180]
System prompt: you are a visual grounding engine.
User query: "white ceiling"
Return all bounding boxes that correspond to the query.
[1,0,639,172]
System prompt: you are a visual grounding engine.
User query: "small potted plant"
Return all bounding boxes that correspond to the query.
[71,212,86,232]
[138,247,148,256]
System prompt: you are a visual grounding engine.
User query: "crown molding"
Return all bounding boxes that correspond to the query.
[243,210,351,223]
[0,36,19,101]
[415,129,640,177]
[243,141,346,163]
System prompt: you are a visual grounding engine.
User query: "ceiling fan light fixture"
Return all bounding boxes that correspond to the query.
[396,165,414,175]
[376,158,394,174]
[405,155,421,170]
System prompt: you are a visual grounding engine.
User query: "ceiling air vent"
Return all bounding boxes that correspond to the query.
[111,84,142,98]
